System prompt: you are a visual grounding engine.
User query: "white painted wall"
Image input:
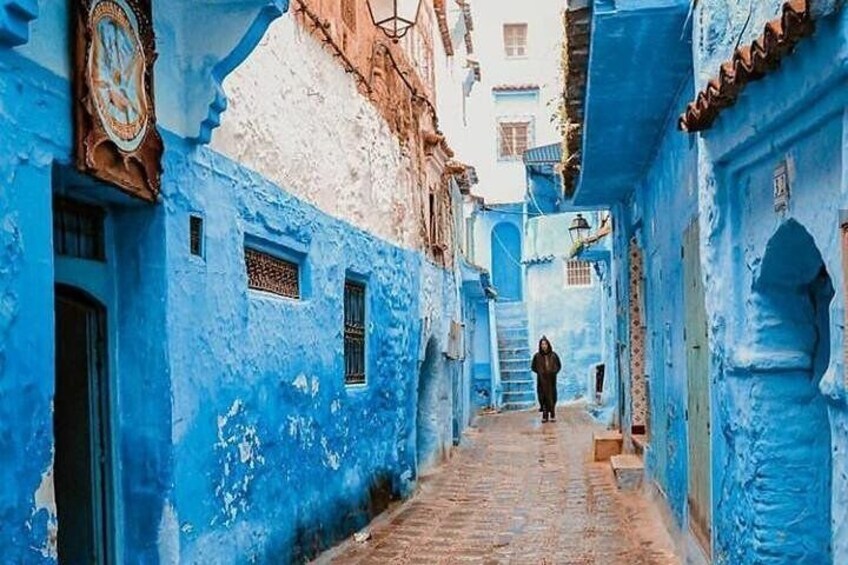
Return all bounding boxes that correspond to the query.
[212,7,480,253]
[465,0,563,204]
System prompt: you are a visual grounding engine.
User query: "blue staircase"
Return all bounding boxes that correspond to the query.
[496,302,536,411]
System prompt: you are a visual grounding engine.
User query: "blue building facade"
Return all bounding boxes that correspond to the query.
[0,1,486,562]
[574,0,848,562]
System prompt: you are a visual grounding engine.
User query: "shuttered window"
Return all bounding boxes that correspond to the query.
[498,121,530,160]
[503,24,528,57]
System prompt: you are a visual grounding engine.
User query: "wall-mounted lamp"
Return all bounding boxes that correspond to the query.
[367,0,424,41]
[568,213,591,244]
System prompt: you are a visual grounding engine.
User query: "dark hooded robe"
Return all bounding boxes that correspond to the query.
[531,337,561,419]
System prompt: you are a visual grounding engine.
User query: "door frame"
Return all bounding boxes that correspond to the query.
[682,218,712,557]
[54,284,117,564]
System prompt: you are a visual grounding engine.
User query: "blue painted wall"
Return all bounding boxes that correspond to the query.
[582,3,848,563]
[0,10,472,562]
[694,8,848,563]
[524,214,606,404]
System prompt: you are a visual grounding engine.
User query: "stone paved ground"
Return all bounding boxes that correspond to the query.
[316,406,680,565]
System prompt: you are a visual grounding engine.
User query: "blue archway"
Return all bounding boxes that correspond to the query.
[491,222,522,301]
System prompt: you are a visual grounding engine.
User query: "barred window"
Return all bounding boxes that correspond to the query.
[245,248,300,299]
[342,0,356,31]
[53,197,106,262]
[503,23,528,58]
[189,215,204,257]
[344,280,366,385]
[566,260,593,287]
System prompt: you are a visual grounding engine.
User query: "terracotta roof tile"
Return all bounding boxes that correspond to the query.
[679,0,814,133]
[492,83,540,92]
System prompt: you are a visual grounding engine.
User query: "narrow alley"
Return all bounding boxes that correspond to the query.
[318,407,677,565]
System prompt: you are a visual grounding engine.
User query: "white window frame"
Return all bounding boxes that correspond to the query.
[496,117,534,161]
[503,23,528,58]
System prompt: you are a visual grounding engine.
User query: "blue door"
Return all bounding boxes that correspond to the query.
[491,223,522,301]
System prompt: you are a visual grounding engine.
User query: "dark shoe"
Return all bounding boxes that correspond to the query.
[550,417,557,423]
[542,416,549,423]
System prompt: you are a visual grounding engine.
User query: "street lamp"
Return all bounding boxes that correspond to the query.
[367,0,424,41]
[568,213,591,243]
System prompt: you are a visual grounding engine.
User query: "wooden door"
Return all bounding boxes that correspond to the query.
[54,286,113,564]
[683,220,711,555]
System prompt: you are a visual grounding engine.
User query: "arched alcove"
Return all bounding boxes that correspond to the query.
[491,222,522,301]
[743,219,833,563]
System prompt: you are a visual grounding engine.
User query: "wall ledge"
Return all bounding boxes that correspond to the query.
[0,0,37,47]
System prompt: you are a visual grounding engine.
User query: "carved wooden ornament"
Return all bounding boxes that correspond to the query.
[74,0,163,202]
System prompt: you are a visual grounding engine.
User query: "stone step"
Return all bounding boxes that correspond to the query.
[611,454,644,491]
[500,369,533,381]
[500,358,531,371]
[502,390,536,404]
[497,327,529,339]
[497,324,529,334]
[499,349,531,361]
[498,339,529,351]
[501,400,537,412]
[501,379,536,393]
[593,431,623,462]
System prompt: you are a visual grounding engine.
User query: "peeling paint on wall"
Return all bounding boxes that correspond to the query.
[213,400,266,527]
[28,460,57,560]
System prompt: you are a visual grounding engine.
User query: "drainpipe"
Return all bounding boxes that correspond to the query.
[488,298,502,410]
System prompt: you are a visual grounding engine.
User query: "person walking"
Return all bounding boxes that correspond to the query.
[531,336,561,423]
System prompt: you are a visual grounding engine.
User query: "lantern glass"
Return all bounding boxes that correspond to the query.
[569,214,591,243]
[367,0,423,40]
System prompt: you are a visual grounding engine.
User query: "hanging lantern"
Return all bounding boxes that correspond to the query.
[568,213,591,243]
[367,0,424,41]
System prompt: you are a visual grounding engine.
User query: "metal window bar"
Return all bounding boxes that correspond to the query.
[53,197,106,262]
[189,216,203,257]
[245,248,300,299]
[344,280,366,385]
[566,260,593,287]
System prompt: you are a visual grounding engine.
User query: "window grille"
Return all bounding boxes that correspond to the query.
[566,260,593,287]
[344,280,366,385]
[245,248,300,299]
[503,23,528,57]
[53,197,106,261]
[342,0,356,31]
[498,121,530,160]
[189,215,203,257]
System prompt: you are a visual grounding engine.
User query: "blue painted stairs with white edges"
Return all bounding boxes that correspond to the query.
[496,301,536,411]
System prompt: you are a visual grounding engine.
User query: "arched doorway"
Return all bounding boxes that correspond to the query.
[417,338,447,474]
[491,222,522,301]
[54,284,115,563]
[742,220,832,563]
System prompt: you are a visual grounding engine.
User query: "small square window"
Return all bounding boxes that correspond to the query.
[189,215,204,257]
[498,121,531,160]
[566,260,593,287]
[344,280,366,386]
[53,197,106,262]
[503,24,528,58]
[245,247,300,299]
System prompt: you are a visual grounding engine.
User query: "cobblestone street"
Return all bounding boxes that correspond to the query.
[318,406,679,564]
